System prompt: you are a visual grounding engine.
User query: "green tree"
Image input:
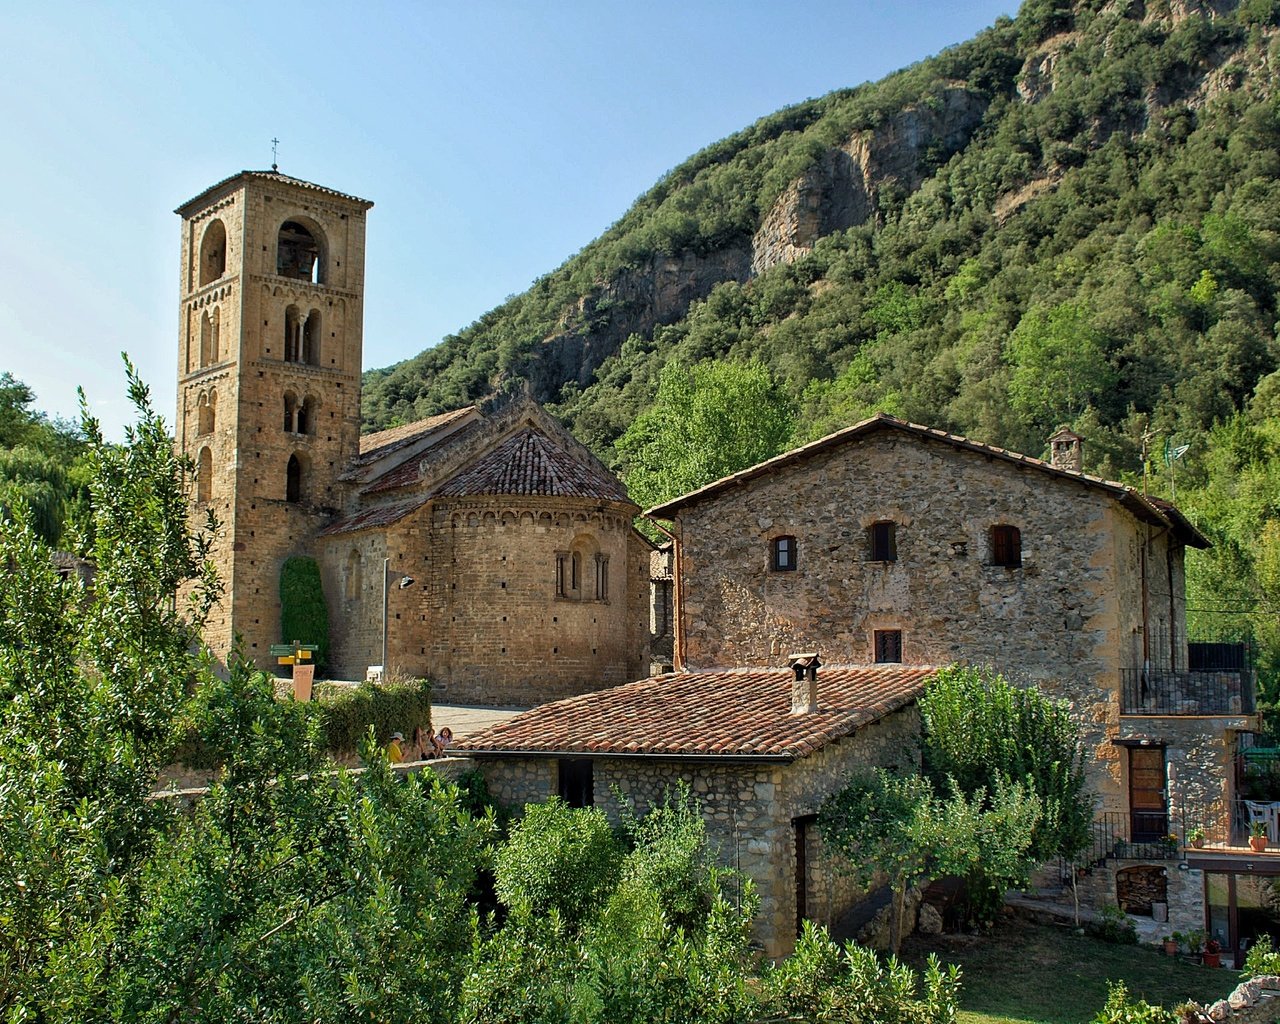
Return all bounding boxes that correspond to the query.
[1006,302,1117,439]
[818,768,1041,950]
[615,358,794,512]
[919,664,1090,864]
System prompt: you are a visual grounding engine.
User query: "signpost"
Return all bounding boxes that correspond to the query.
[270,641,319,702]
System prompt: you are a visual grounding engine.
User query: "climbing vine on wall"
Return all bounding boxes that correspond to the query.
[279,555,330,669]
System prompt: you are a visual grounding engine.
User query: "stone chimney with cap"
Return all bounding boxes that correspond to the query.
[788,652,821,714]
[1048,426,1084,473]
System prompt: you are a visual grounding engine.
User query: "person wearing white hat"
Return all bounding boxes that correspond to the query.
[387,732,404,762]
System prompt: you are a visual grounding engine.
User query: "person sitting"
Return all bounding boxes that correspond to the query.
[433,726,454,757]
[387,731,404,762]
[412,724,430,761]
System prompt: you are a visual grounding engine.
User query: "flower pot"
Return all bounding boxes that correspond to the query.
[1250,835,1269,853]
[1191,837,1204,849]
[1203,951,1222,968]
[1164,940,1179,956]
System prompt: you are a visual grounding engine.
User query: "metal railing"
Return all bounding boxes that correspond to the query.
[1120,634,1255,715]
[1082,811,1181,865]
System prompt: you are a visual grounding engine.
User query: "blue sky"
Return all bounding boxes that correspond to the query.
[1,1,1016,438]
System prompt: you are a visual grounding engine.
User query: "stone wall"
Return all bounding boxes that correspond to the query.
[475,704,919,957]
[671,427,1198,820]
[176,173,370,672]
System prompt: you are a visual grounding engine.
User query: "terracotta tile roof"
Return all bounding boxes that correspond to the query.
[175,170,373,216]
[433,428,630,502]
[356,407,477,465]
[457,664,935,760]
[646,413,1209,549]
[360,420,486,495]
[316,496,428,538]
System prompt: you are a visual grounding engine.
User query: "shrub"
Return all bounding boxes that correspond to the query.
[493,799,624,928]
[1243,933,1280,977]
[1092,981,1179,1023]
[1092,905,1139,945]
[312,678,432,754]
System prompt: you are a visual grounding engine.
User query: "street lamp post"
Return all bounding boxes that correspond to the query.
[379,557,415,681]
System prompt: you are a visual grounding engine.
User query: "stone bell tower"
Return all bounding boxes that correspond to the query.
[174,170,373,666]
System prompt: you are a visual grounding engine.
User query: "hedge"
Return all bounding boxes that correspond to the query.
[174,677,433,767]
[312,678,433,754]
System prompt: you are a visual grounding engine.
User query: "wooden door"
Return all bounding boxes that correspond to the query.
[1129,746,1168,842]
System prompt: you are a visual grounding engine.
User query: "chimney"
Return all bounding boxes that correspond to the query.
[788,652,821,714]
[1048,426,1084,473]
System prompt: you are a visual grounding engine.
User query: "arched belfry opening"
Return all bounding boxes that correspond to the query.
[303,309,321,365]
[199,308,220,366]
[199,218,227,286]
[197,389,216,435]
[196,447,213,504]
[284,305,301,362]
[286,453,304,503]
[277,221,323,284]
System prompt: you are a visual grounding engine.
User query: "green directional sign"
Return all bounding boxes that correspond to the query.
[271,641,320,665]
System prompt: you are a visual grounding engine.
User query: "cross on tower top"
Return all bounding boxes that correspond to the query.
[271,137,280,172]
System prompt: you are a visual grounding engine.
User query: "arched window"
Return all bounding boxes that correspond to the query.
[286,453,303,503]
[298,395,317,435]
[303,310,321,365]
[277,221,323,283]
[345,549,361,603]
[283,392,298,433]
[771,535,796,571]
[284,305,302,362]
[196,447,213,504]
[199,310,213,367]
[209,307,220,363]
[199,218,227,287]
[869,521,897,562]
[594,554,610,601]
[197,390,215,435]
[557,534,601,600]
[990,524,1022,568]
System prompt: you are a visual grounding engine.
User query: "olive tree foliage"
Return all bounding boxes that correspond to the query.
[817,770,1041,952]
[0,363,221,1018]
[819,664,1090,944]
[918,664,1090,864]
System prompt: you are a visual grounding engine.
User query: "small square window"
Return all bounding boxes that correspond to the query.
[990,524,1022,568]
[874,629,903,664]
[772,535,797,571]
[869,521,897,562]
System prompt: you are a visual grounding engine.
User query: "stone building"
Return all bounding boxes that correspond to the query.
[174,170,650,703]
[459,661,932,957]
[642,412,1261,952]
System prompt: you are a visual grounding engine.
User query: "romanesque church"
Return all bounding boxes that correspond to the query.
[175,170,651,704]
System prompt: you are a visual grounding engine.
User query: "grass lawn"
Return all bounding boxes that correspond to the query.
[899,917,1241,1024]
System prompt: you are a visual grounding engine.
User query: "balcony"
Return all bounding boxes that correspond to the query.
[1086,804,1280,866]
[1120,637,1255,716]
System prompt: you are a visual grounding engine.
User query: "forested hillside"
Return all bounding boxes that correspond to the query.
[363,0,1280,699]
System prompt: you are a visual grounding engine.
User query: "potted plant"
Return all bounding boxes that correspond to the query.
[1163,934,1179,956]
[1203,938,1223,968]
[1188,826,1205,849]
[1187,929,1205,957]
[1250,820,1269,853]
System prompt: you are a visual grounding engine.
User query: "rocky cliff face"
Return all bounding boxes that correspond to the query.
[528,244,753,394]
[752,86,989,275]
[531,86,991,398]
